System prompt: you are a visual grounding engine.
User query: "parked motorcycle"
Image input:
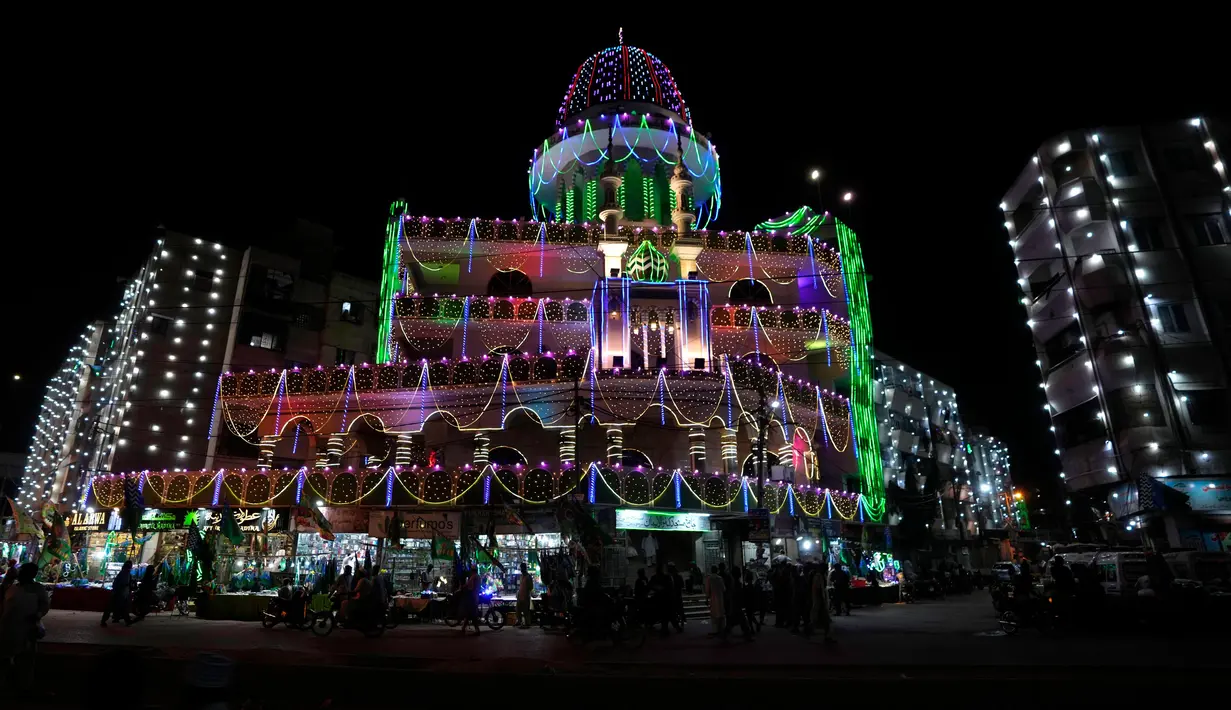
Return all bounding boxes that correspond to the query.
[310,593,386,638]
[262,588,311,630]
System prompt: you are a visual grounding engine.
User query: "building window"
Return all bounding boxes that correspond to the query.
[341,301,365,325]
[728,279,773,306]
[149,314,172,336]
[193,273,213,292]
[1163,145,1200,172]
[1106,385,1164,432]
[1154,303,1190,333]
[1131,218,1166,251]
[335,348,357,366]
[249,332,281,350]
[1185,389,1229,430]
[487,271,532,297]
[1053,398,1104,449]
[1191,215,1229,246]
[1107,150,1138,177]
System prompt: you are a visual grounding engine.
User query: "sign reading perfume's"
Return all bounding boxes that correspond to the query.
[615,509,710,533]
[369,511,459,539]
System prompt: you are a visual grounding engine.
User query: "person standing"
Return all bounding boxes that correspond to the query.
[668,563,685,631]
[743,569,762,633]
[516,562,533,629]
[459,568,482,636]
[831,563,851,616]
[633,568,649,623]
[649,563,673,635]
[792,564,811,635]
[1,563,50,684]
[704,565,726,637]
[811,563,833,642]
[101,561,134,627]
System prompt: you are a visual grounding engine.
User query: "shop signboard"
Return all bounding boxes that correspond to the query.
[369,511,460,539]
[748,508,771,542]
[66,509,122,533]
[772,514,796,537]
[138,509,185,532]
[195,508,286,534]
[319,507,367,534]
[614,509,710,533]
[803,517,842,539]
[1162,478,1231,514]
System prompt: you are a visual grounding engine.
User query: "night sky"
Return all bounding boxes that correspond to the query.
[6,24,1218,506]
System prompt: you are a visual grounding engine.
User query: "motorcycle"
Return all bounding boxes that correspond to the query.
[310,592,386,638]
[567,596,644,649]
[262,588,311,630]
[998,594,1055,635]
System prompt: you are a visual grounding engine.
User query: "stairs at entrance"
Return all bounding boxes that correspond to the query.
[681,593,709,620]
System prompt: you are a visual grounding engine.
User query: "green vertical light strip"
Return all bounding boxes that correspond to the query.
[376,199,408,364]
[565,184,576,223]
[836,219,885,520]
[584,180,598,222]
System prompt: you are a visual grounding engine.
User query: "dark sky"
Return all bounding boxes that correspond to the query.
[6,22,1219,504]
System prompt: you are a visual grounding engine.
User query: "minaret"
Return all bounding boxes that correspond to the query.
[669,156,695,235]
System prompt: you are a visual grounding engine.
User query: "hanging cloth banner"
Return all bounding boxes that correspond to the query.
[292,506,335,541]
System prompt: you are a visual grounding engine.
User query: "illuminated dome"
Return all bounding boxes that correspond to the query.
[557,43,691,127]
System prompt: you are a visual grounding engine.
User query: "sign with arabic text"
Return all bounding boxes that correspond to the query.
[615,509,710,533]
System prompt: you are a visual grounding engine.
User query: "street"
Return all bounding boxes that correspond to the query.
[24,590,1226,707]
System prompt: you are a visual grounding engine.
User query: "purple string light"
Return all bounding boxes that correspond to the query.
[138,471,146,494]
[385,468,394,507]
[751,307,760,357]
[823,310,831,367]
[847,398,859,460]
[274,375,285,436]
[207,375,222,440]
[807,236,817,289]
[742,477,749,512]
[483,473,491,505]
[537,300,544,354]
[787,485,795,516]
[587,462,598,504]
[211,470,224,506]
[340,368,354,431]
[826,491,834,518]
[292,423,301,454]
[818,387,830,449]
[538,223,546,278]
[295,469,305,505]
[418,365,428,429]
[500,355,509,422]
[461,297,470,357]
[467,219,476,273]
[674,472,682,508]
[659,371,666,425]
[745,233,755,279]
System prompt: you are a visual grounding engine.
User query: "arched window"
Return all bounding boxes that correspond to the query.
[489,446,528,467]
[488,270,533,297]
[742,451,780,478]
[622,448,654,470]
[728,279,772,306]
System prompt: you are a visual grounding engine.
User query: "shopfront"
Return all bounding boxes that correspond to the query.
[614,509,714,585]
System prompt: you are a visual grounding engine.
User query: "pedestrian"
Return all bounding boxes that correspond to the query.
[771,563,790,627]
[830,562,851,616]
[688,562,703,594]
[743,569,762,633]
[811,563,834,642]
[516,562,533,628]
[459,568,482,635]
[101,560,134,627]
[633,567,649,622]
[649,563,673,635]
[704,565,726,637]
[1,563,50,683]
[792,564,811,635]
[668,562,685,631]
[725,566,752,639]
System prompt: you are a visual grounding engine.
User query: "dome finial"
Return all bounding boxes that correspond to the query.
[618,27,623,45]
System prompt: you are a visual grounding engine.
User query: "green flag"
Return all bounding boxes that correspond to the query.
[220,502,244,546]
[430,533,454,561]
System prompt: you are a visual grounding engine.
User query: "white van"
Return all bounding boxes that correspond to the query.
[1164,551,1230,592]
[1091,551,1148,595]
